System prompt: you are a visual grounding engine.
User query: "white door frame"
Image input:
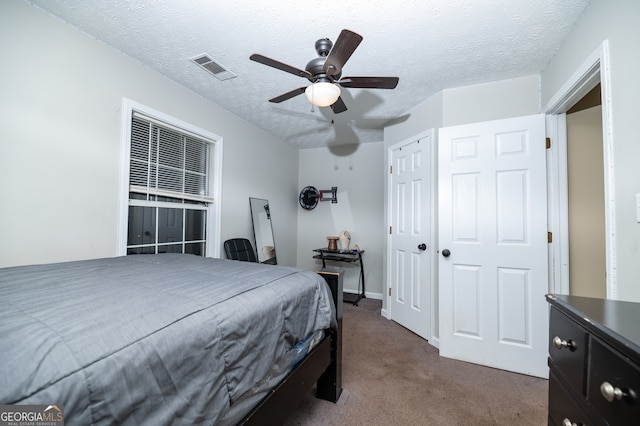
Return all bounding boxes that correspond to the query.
[386,129,439,347]
[543,40,616,298]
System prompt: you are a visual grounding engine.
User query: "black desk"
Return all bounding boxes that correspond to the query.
[313,248,365,305]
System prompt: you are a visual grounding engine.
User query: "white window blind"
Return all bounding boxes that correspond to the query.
[129,112,214,203]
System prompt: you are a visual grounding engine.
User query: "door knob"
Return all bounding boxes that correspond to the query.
[442,249,451,257]
[418,243,427,251]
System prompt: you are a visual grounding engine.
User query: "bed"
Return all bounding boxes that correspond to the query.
[0,254,342,425]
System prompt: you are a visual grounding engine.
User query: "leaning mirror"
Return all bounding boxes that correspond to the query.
[249,197,277,264]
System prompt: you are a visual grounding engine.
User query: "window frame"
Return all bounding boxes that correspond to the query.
[118,99,223,258]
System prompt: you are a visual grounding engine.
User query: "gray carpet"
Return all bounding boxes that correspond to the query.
[284,298,548,425]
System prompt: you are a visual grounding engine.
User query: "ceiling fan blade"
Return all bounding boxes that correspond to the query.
[330,96,348,114]
[323,29,363,77]
[250,54,312,80]
[268,87,306,103]
[338,76,399,89]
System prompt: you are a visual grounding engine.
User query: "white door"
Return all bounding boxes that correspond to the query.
[389,132,433,340]
[438,114,549,378]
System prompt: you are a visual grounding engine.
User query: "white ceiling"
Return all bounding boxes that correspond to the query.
[28,0,590,149]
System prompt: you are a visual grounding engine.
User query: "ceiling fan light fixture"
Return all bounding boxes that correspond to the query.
[305,82,340,107]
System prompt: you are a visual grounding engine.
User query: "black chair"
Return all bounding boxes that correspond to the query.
[224,238,258,262]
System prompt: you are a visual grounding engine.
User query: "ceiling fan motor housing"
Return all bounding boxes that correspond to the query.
[306,56,341,82]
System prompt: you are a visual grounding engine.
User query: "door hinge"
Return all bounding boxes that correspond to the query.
[389,226,392,234]
[546,137,551,149]
[548,232,553,243]
[389,287,391,296]
[390,165,393,174]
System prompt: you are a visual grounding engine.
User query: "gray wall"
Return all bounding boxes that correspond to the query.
[541,0,640,302]
[0,1,299,267]
[297,143,385,298]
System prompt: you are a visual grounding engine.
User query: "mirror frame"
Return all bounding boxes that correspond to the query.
[249,197,277,264]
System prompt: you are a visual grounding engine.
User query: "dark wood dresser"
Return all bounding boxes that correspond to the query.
[546,294,640,425]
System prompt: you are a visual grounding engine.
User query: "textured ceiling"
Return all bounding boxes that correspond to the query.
[27,0,590,149]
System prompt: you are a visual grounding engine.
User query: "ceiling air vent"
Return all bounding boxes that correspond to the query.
[190,54,236,81]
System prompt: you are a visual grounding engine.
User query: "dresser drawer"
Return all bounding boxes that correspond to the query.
[549,307,588,393]
[587,337,640,425]
[548,369,591,426]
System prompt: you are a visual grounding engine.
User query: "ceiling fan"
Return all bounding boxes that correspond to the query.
[250,29,399,114]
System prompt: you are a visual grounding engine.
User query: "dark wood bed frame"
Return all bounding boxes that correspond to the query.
[239,269,344,425]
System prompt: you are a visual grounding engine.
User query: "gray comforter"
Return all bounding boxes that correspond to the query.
[0,254,335,425]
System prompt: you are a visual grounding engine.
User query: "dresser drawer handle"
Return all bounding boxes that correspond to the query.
[562,419,577,426]
[600,381,626,402]
[552,336,576,351]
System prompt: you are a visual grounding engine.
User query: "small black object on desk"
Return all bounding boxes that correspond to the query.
[313,248,365,305]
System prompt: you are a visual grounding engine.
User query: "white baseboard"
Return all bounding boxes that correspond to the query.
[343,289,383,300]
